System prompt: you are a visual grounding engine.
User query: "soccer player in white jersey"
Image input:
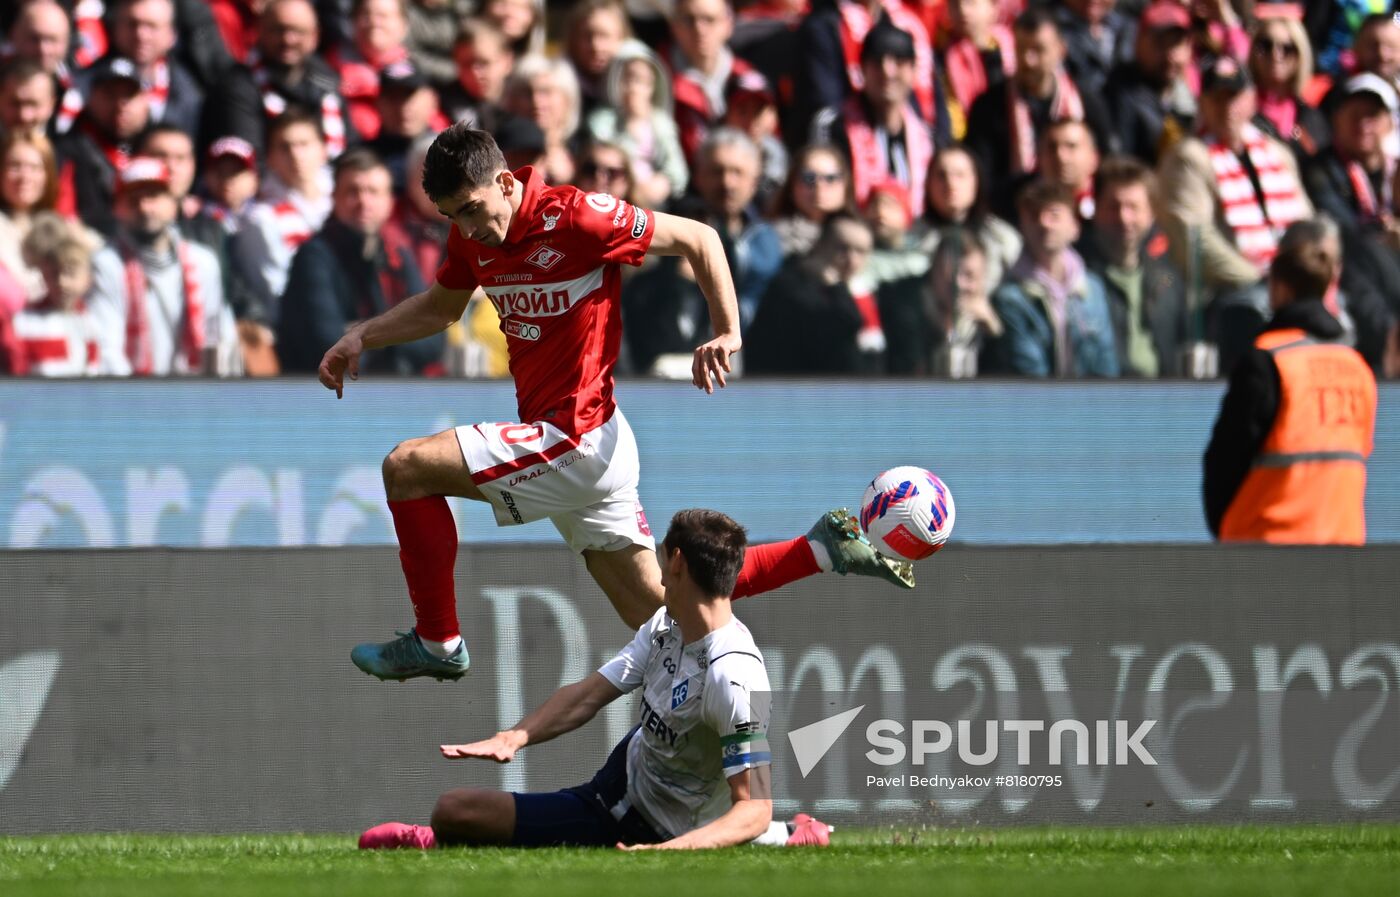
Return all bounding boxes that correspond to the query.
[317,125,914,683]
[358,509,831,849]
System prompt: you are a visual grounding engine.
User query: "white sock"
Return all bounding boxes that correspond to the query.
[750,820,792,847]
[420,634,462,658]
[807,539,834,572]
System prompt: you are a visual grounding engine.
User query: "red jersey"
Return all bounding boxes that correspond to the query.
[436,167,656,436]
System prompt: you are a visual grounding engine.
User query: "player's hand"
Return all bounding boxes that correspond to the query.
[692,333,741,394]
[621,834,686,850]
[318,329,364,399]
[440,733,520,763]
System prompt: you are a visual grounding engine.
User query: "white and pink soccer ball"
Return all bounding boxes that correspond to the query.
[859,467,955,561]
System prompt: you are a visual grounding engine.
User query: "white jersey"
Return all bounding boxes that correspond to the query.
[598,608,772,839]
[231,172,332,312]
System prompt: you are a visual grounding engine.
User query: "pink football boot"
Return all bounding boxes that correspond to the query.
[785,813,832,847]
[358,822,437,850]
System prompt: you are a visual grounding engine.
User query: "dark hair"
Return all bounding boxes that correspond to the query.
[455,16,508,51]
[136,122,190,154]
[773,143,855,218]
[818,210,872,245]
[566,0,631,51]
[1271,217,1340,300]
[268,106,326,143]
[1017,178,1076,215]
[422,123,507,201]
[352,0,406,17]
[1359,12,1398,35]
[332,146,388,188]
[662,509,748,598]
[1041,117,1096,149]
[924,143,991,229]
[0,57,49,88]
[1094,155,1158,205]
[1013,6,1060,36]
[932,228,987,270]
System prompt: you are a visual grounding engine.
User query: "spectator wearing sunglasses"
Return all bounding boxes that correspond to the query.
[573,140,638,206]
[770,144,855,259]
[1248,6,1329,163]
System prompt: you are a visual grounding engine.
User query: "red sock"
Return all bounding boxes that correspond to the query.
[730,536,820,600]
[388,496,459,642]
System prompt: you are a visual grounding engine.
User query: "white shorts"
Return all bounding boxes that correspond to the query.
[454,409,655,554]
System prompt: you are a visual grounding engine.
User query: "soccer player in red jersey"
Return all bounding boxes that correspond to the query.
[318,125,912,682]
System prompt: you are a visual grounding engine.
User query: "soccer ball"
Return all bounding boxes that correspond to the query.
[859,467,955,561]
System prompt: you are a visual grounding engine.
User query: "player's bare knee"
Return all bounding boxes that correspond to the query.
[382,440,423,500]
[431,788,495,841]
[430,789,472,830]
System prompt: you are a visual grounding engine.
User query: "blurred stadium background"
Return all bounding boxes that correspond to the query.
[2,4,1400,890]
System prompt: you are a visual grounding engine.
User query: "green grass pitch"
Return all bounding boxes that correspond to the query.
[3,826,1399,897]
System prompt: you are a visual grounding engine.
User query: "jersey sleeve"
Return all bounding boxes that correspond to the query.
[597,607,665,693]
[434,227,480,292]
[568,190,656,267]
[702,654,773,778]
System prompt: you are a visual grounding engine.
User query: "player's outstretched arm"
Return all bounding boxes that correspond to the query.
[440,672,623,761]
[317,281,474,397]
[646,212,742,394]
[618,768,773,850]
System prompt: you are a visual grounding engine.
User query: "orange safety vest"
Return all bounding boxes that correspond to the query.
[1219,328,1377,544]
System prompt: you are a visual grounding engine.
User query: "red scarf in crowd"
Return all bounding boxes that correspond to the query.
[1008,68,1083,175]
[1344,153,1396,226]
[327,42,408,142]
[942,26,1016,117]
[836,0,936,121]
[121,240,205,376]
[248,51,348,157]
[73,0,107,68]
[843,95,933,218]
[1204,124,1309,274]
[79,118,129,171]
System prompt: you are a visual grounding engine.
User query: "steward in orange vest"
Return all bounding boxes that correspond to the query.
[1204,220,1377,544]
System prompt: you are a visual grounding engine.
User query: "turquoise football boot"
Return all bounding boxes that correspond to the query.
[351,629,471,682]
[807,508,916,589]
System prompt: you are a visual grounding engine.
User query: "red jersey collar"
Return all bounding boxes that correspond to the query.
[504,165,542,246]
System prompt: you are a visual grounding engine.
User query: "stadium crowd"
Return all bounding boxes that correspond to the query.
[0,0,1397,380]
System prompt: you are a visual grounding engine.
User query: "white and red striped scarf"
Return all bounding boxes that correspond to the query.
[1344,154,1396,226]
[269,200,316,251]
[78,119,129,171]
[121,240,205,376]
[836,0,936,123]
[55,64,84,134]
[144,59,171,122]
[8,306,99,377]
[849,283,886,353]
[73,0,107,68]
[942,25,1016,119]
[1205,124,1310,274]
[843,95,933,218]
[249,54,348,157]
[1008,68,1083,175]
